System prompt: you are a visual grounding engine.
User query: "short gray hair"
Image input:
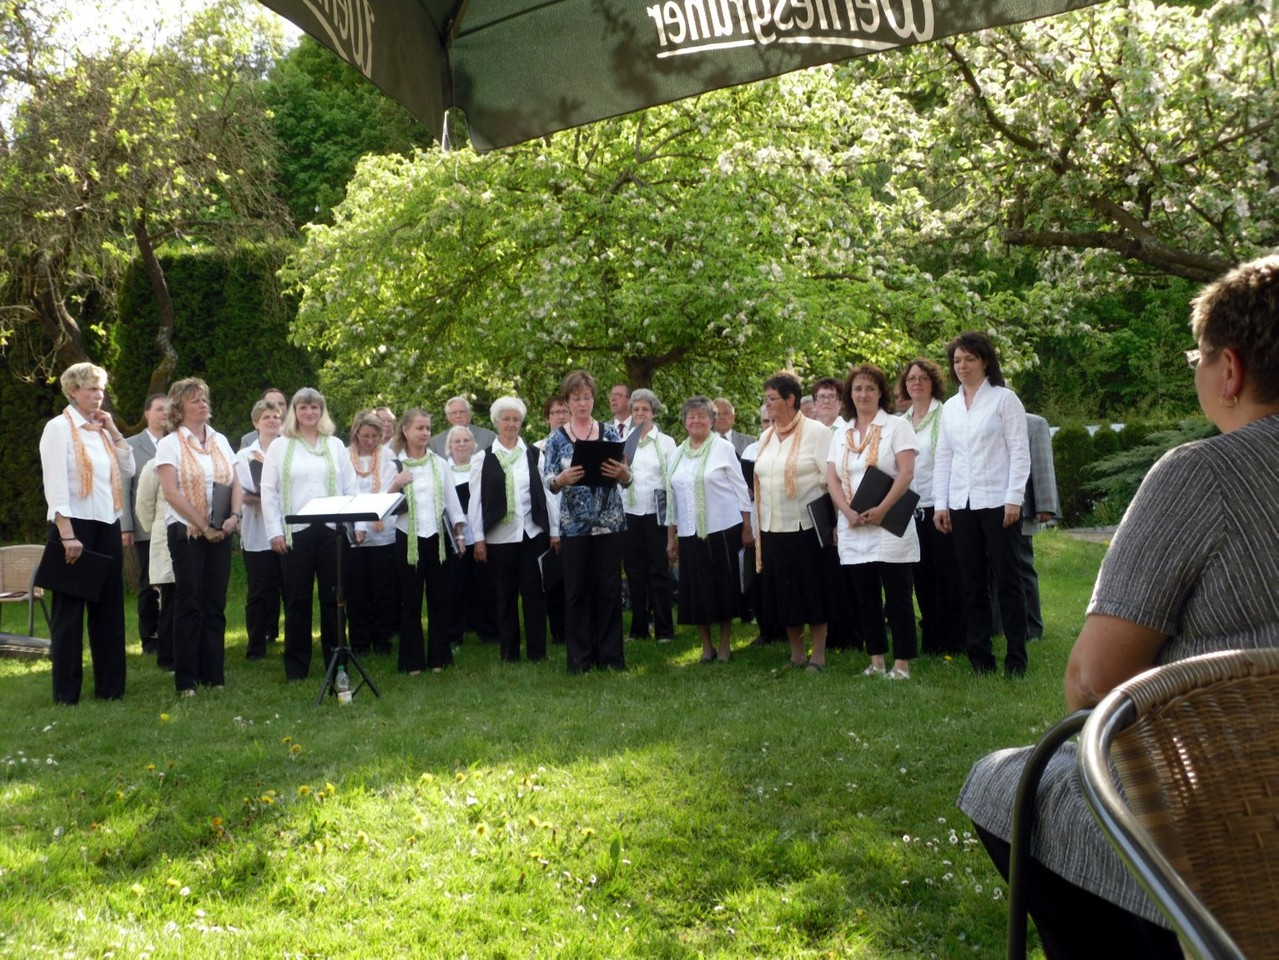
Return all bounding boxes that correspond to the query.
[680,395,717,422]
[60,362,108,399]
[629,388,661,415]
[489,396,527,423]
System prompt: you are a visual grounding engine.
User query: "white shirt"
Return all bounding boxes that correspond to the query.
[40,406,136,523]
[261,434,359,539]
[392,450,465,539]
[903,399,943,509]
[611,416,632,438]
[668,435,752,538]
[624,427,677,517]
[932,381,1031,511]
[348,446,398,548]
[468,440,560,544]
[235,441,272,552]
[154,426,235,528]
[828,410,920,565]
[753,419,833,533]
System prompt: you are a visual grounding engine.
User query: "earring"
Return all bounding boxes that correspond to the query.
[1220,394,1239,409]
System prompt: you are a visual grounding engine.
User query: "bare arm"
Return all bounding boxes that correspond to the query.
[1064,613,1168,711]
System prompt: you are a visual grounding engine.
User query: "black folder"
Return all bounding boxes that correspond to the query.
[805,493,837,548]
[210,481,234,526]
[569,439,626,487]
[849,466,921,538]
[33,544,111,602]
[538,547,564,591]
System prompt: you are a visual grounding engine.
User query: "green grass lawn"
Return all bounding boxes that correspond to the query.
[0,531,1103,958]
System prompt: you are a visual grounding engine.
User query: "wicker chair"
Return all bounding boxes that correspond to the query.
[1077,648,1279,960]
[0,544,51,637]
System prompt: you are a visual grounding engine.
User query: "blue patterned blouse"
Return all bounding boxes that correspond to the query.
[542,423,627,537]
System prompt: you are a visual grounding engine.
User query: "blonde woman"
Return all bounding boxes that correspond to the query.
[345,410,398,655]
[155,377,242,695]
[387,409,466,674]
[261,388,358,682]
[38,362,136,704]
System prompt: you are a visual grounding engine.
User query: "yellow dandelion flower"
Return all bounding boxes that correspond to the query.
[324,782,336,796]
[580,828,596,838]
[297,785,311,796]
[418,773,434,784]
[527,816,540,828]
[159,713,171,722]
[211,817,223,828]
[130,883,146,896]
[261,794,275,805]
[116,791,124,801]
[166,878,181,888]
[282,736,292,744]
[474,823,488,836]
[314,840,325,854]
[455,772,468,783]
[289,743,302,754]
[356,830,371,845]
[145,763,156,771]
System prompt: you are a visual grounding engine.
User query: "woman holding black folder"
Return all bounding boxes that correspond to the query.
[542,370,632,673]
[39,362,137,704]
[826,364,919,680]
[155,378,242,696]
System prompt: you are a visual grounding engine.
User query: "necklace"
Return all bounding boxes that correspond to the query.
[568,420,595,442]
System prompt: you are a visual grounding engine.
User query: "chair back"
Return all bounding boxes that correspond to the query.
[0,544,50,637]
[1078,648,1279,960]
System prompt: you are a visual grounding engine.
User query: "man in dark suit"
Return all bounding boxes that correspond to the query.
[430,396,497,456]
[121,393,169,653]
[713,397,757,458]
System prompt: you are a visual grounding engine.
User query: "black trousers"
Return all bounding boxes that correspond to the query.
[621,513,674,639]
[155,581,176,670]
[47,519,126,704]
[487,531,549,662]
[547,580,566,644]
[397,531,450,672]
[167,523,232,691]
[442,546,497,644]
[844,561,918,661]
[822,542,861,650]
[134,539,159,645]
[345,542,398,653]
[950,507,1029,675]
[913,508,967,653]
[280,524,342,681]
[974,824,1179,959]
[992,533,1044,639]
[243,548,284,657]
[560,532,625,673]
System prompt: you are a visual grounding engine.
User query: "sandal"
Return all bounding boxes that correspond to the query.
[805,661,825,673]
[886,666,911,680]
[862,664,887,677]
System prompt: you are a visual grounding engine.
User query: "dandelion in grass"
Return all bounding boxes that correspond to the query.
[166,878,181,889]
[297,785,311,796]
[146,763,156,771]
[474,823,489,837]
[580,828,595,838]
[323,782,336,796]
[418,773,434,784]
[130,882,145,896]
[455,772,468,783]
[159,713,170,722]
[289,743,302,755]
[282,736,292,744]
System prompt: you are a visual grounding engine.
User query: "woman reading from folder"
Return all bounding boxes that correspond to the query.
[260,388,358,682]
[155,377,242,696]
[826,364,919,680]
[39,362,136,704]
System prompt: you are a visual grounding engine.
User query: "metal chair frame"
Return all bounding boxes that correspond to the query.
[0,544,52,637]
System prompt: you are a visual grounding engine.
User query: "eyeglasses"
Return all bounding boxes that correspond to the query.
[1185,349,1202,370]
[904,375,931,384]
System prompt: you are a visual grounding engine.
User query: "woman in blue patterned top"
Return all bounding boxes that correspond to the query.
[542,370,633,673]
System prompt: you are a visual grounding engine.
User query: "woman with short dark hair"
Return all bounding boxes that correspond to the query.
[345,410,399,656]
[932,332,1032,676]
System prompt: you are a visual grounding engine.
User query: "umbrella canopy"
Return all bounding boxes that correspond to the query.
[258,0,1106,151]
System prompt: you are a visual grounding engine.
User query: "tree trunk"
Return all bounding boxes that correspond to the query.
[132,209,180,413]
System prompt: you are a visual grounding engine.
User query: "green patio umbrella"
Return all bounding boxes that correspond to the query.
[258,0,1106,151]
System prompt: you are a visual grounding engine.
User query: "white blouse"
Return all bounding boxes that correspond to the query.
[154,426,236,528]
[40,407,136,523]
[468,441,560,545]
[624,428,678,518]
[260,434,358,540]
[904,398,943,509]
[828,410,920,565]
[235,441,271,552]
[668,435,752,538]
[348,446,398,548]
[932,380,1031,512]
[753,418,833,534]
[392,450,465,540]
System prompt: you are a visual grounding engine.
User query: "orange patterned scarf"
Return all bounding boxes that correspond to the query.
[178,427,232,534]
[752,410,805,572]
[64,408,122,512]
[351,446,384,531]
[840,422,882,505]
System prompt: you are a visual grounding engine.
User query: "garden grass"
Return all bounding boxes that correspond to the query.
[0,530,1102,958]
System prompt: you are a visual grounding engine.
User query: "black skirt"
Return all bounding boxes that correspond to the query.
[760,528,831,627]
[677,524,743,626]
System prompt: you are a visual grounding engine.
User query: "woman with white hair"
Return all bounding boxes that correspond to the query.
[39,361,136,704]
[470,396,559,662]
[621,388,678,642]
[261,387,358,682]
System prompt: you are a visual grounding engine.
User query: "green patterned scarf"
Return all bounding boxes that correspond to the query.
[671,437,713,539]
[627,430,670,512]
[493,444,524,525]
[403,452,446,566]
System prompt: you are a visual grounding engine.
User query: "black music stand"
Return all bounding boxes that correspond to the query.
[285,493,404,705]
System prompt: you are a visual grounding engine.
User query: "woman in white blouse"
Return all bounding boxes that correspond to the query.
[236,399,286,661]
[827,365,919,679]
[898,358,966,656]
[932,332,1032,676]
[261,388,358,682]
[155,378,243,695]
[344,410,399,655]
[470,397,559,662]
[38,362,136,704]
[387,408,466,674]
[753,373,834,672]
[621,389,678,643]
[134,457,175,671]
[666,396,753,663]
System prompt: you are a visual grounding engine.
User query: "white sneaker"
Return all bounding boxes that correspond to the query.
[862,664,886,677]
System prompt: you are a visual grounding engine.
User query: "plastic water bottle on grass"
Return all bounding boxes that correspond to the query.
[336,665,352,705]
